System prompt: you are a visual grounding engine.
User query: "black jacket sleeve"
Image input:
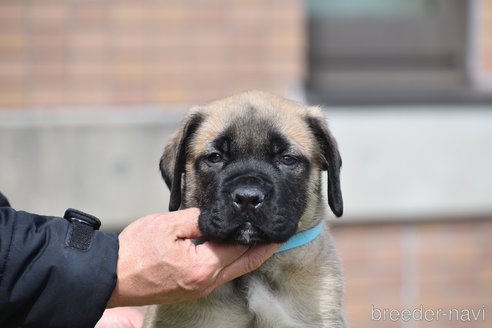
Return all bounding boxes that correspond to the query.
[0,198,118,328]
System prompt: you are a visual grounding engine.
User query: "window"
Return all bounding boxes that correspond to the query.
[305,0,490,104]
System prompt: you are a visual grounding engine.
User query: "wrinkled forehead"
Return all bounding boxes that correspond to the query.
[190,107,316,157]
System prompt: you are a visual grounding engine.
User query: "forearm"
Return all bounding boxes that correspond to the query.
[0,208,118,328]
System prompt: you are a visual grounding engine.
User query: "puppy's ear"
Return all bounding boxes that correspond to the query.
[160,112,204,211]
[306,115,343,217]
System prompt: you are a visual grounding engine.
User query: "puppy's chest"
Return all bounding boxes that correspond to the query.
[224,275,307,327]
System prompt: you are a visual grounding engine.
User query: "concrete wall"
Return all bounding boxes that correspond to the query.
[1,106,491,230]
[328,106,492,221]
[0,108,184,230]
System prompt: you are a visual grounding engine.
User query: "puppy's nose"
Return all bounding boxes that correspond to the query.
[231,186,265,210]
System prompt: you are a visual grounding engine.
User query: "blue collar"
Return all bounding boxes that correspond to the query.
[275,222,324,254]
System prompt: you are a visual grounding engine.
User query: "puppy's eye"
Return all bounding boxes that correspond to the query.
[206,152,223,163]
[280,155,298,166]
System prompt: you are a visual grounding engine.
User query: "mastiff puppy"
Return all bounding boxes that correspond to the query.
[144,91,345,327]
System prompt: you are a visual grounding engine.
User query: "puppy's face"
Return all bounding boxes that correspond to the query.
[160,91,343,245]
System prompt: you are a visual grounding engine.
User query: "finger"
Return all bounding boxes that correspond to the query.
[195,241,250,267]
[214,243,280,285]
[170,208,202,239]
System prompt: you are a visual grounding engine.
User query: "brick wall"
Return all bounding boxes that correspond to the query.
[1,1,491,109]
[0,1,304,109]
[481,0,492,76]
[332,219,492,327]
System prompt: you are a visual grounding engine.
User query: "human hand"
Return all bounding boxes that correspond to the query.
[107,208,279,307]
[95,307,144,328]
